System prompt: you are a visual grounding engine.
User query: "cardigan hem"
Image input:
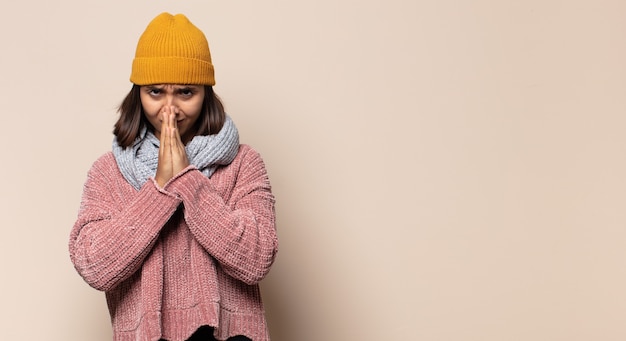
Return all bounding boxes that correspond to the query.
[112,303,269,341]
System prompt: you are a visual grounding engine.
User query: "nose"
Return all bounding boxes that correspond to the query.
[163,95,180,115]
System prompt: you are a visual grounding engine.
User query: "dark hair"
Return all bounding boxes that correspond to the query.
[113,84,226,148]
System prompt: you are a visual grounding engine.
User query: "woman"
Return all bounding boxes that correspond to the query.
[69,12,278,341]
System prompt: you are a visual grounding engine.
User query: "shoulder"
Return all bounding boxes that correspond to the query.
[232,144,269,172]
[86,152,120,179]
[89,152,116,170]
[235,144,262,161]
[213,144,270,183]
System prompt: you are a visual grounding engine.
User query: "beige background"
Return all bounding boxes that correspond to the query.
[1,0,625,340]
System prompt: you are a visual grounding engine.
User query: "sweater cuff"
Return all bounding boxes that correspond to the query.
[155,165,208,198]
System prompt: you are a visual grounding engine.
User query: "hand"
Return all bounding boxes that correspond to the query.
[155,106,190,187]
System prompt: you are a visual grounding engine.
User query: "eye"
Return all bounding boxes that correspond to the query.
[146,87,162,96]
[177,87,197,98]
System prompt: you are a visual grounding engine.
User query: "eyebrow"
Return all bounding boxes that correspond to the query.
[148,84,202,89]
[146,85,200,90]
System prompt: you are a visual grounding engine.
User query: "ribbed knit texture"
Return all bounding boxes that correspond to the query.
[131,13,215,85]
[112,115,239,190]
[69,145,278,341]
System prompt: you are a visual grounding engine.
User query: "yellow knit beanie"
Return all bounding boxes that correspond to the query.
[130,13,215,85]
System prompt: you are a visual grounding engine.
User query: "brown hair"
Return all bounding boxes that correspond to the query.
[113,84,226,148]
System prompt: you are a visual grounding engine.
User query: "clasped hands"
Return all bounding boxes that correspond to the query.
[155,106,190,188]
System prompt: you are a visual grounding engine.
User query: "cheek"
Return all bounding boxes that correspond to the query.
[181,99,204,119]
[140,99,162,128]
[140,97,161,116]
[144,111,160,125]
[143,105,160,119]
[140,98,159,115]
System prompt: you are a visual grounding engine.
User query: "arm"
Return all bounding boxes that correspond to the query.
[165,147,278,285]
[68,156,182,291]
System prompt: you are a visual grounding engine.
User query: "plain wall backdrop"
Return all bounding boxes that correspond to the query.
[1,0,625,340]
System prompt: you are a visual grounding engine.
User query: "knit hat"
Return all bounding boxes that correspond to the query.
[130,13,215,85]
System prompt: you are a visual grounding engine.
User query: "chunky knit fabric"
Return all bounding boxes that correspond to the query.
[131,12,215,86]
[69,144,278,341]
[112,115,239,190]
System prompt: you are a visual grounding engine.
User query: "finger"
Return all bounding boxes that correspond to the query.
[169,109,185,152]
[156,110,174,187]
[169,109,181,143]
[173,125,188,162]
[158,107,168,140]
[162,109,170,128]
[161,109,174,162]
[158,109,168,158]
[169,111,177,146]
[170,111,189,173]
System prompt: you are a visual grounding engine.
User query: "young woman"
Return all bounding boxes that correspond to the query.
[69,12,278,341]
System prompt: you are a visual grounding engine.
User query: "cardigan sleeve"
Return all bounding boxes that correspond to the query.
[164,146,279,285]
[68,154,182,291]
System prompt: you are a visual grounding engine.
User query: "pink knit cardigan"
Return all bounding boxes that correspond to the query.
[69,144,278,341]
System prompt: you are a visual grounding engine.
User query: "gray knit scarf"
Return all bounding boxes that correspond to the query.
[112,115,240,190]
